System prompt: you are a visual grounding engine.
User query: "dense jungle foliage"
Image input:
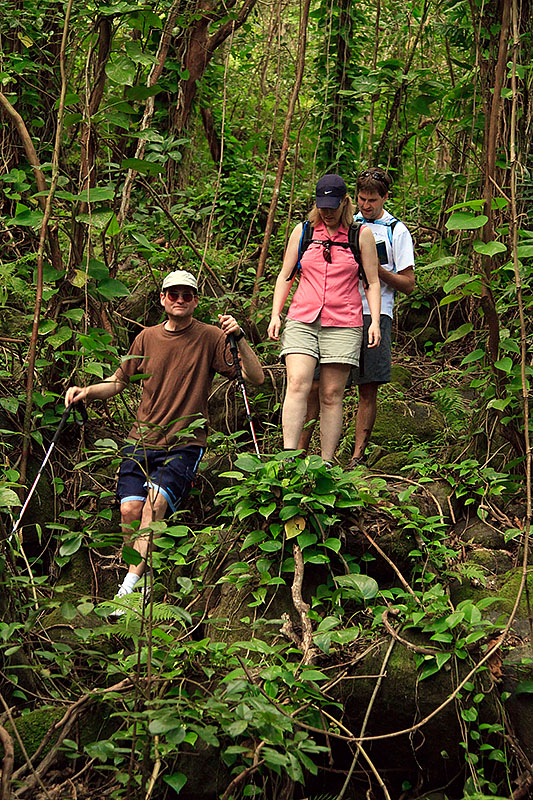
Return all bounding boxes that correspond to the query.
[0,0,532,797]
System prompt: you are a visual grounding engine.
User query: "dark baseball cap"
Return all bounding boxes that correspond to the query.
[315,174,347,208]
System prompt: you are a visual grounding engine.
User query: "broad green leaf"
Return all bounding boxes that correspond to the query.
[444,323,474,344]
[59,535,83,556]
[461,349,485,365]
[62,309,84,322]
[39,320,57,335]
[96,279,130,299]
[60,602,77,620]
[0,487,21,508]
[317,615,341,632]
[473,240,507,257]
[121,158,165,177]
[8,209,44,227]
[122,545,143,566]
[336,573,379,600]
[258,502,276,519]
[75,210,113,229]
[227,720,248,737]
[299,668,328,681]
[331,627,360,644]
[515,681,533,695]
[322,537,341,552]
[516,245,533,258]
[241,530,266,549]
[446,212,488,230]
[77,187,115,203]
[163,773,187,793]
[494,357,513,373]
[0,397,19,414]
[149,716,182,734]
[105,214,121,237]
[446,199,486,212]
[46,326,72,348]
[487,398,511,411]
[442,273,476,294]
[297,531,317,549]
[106,55,136,85]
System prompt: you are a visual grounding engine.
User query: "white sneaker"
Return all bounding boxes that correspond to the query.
[108,580,152,619]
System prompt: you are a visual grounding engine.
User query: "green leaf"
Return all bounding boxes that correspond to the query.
[122,546,143,566]
[59,535,83,556]
[75,210,113,229]
[96,279,130,300]
[494,356,513,373]
[227,720,248,736]
[336,573,379,600]
[105,214,121,237]
[0,487,21,508]
[446,199,486,212]
[461,349,485,366]
[62,309,84,322]
[77,187,115,203]
[444,323,474,344]
[149,716,182,734]
[516,245,533,258]
[446,212,488,230]
[317,616,340,632]
[106,55,136,85]
[60,602,77,620]
[473,240,507,257]
[121,158,165,177]
[46,326,72,348]
[442,273,477,294]
[297,532,317,549]
[299,668,328,681]
[241,530,266,549]
[258,502,276,519]
[163,773,187,793]
[515,681,533,695]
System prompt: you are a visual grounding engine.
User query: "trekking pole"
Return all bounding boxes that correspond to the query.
[228,333,261,457]
[9,401,88,542]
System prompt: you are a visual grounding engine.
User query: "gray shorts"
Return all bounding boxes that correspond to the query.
[281,317,363,366]
[349,315,392,385]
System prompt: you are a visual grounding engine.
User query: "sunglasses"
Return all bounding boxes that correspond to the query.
[359,169,388,185]
[165,289,196,302]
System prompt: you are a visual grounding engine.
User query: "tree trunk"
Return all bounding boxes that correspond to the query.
[250,0,312,314]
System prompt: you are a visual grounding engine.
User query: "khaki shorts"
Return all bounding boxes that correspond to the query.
[280,317,363,366]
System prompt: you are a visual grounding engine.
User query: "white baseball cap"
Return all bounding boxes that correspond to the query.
[161,270,198,291]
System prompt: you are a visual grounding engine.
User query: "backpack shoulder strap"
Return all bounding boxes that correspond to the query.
[287,221,313,282]
[348,221,368,289]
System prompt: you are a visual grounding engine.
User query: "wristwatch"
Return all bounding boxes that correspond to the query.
[234,328,245,341]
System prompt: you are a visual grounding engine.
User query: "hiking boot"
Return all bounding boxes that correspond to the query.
[347,455,367,470]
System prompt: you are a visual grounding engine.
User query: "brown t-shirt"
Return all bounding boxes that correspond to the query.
[116,319,237,449]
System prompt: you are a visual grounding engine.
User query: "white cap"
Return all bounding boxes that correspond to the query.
[161,270,198,291]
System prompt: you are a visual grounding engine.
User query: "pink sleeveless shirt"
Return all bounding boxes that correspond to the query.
[287,222,363,327]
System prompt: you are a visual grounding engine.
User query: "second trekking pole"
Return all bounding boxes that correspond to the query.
[228,333,261,457]
[9,402,88,542]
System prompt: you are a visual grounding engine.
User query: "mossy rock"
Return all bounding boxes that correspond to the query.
[370,451,410,473]
[7,702,115,768]
[413,325,441,349]
[450,567,533,635]
[390,364,412,388]
[372,400,445,447]
[455,519,506,550]
[466,547,513,575]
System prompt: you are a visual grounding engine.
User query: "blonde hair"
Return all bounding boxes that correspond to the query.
[308,195,354,229]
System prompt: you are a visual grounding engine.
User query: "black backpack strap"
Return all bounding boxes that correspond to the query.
[348,221,368,289]
[287,221,313,282]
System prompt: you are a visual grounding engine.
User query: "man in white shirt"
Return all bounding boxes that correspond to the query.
[349,167,415,466]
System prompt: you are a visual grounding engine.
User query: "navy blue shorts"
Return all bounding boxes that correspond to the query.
[116,445,204,513]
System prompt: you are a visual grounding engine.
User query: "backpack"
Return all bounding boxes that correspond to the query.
[287,220,367,287]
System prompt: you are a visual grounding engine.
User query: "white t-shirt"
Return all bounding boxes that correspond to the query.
[355,209,414,318]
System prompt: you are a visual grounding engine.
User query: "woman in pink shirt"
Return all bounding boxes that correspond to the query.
[267,174,381,462]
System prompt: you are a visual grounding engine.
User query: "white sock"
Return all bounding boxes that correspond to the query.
[119,573,141,595]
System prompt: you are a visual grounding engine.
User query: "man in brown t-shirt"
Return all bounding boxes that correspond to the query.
[65,270,264,606]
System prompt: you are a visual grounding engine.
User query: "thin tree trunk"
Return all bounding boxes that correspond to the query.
[479,0,510,365]
[374,0,429,164]
[19,0,74,491]
[367,0,381,166]
[250,0,312,313]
